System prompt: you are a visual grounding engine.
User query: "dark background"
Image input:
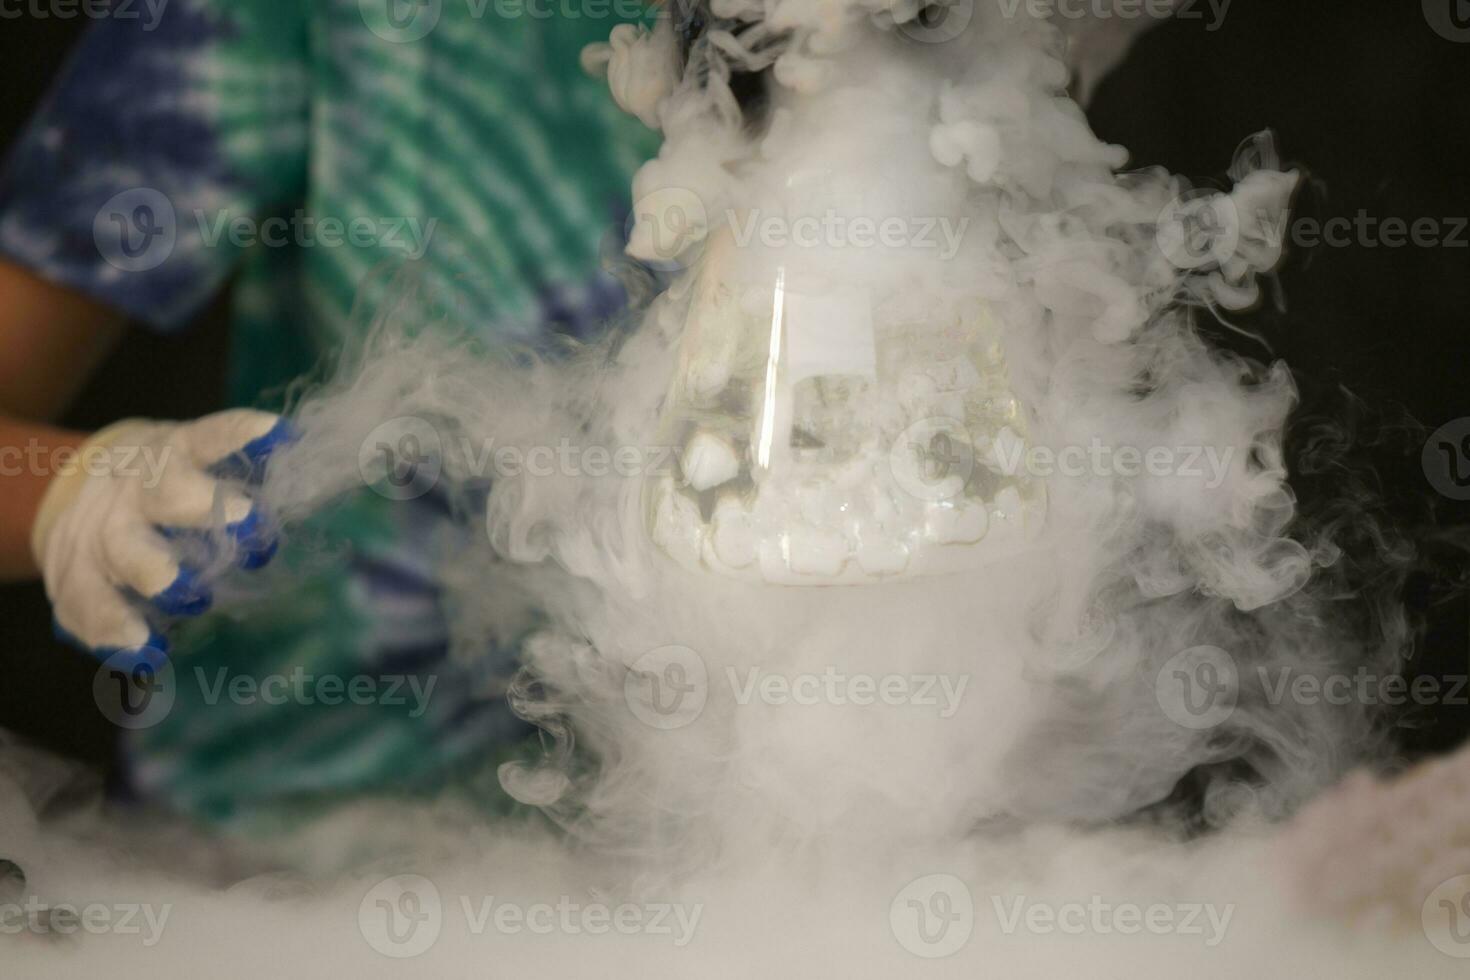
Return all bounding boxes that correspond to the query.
[0,1,1466,770]
[1090,1,1470,757]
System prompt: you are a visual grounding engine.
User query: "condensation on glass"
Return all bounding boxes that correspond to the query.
[645,216,1046,585]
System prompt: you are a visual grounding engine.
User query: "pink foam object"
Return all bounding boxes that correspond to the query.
[1280,739,1470,928]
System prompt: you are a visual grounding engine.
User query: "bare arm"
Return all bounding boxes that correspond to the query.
[0,260,126,580]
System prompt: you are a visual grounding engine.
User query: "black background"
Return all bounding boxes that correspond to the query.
[1090,1,1470,757]
[0,1,1466,770]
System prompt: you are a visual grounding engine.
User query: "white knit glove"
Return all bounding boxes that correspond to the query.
[29,410,292,665]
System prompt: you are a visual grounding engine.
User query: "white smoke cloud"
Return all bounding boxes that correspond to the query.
[250,0,1402,898]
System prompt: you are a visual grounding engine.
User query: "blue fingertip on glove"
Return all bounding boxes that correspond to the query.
[150,566,213,616]
[226,507,279,569]
[209,417,299,484]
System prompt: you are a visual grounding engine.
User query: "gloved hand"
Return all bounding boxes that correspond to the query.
[29,410,294,666]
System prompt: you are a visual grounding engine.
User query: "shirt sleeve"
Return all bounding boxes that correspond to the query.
[0,0,310,331]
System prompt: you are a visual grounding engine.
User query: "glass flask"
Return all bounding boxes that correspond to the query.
[644,212,1046,586]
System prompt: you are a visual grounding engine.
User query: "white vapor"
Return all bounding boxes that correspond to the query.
[3,1,1439,976]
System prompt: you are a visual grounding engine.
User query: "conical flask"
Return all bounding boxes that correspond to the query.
[644,198,1045,585]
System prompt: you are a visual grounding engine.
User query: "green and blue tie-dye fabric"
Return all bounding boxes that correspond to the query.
[0,0,660,822]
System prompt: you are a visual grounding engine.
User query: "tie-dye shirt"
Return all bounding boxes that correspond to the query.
[0,0,659,822]
[0,0,656,401]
